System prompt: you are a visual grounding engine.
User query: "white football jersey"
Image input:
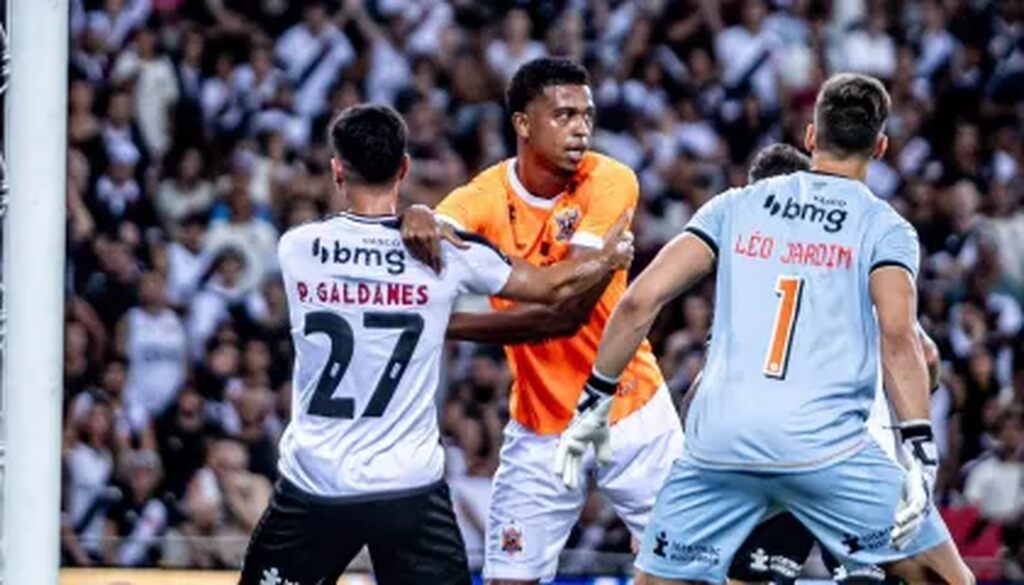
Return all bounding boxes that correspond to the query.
[276,212,513,498]
[124,307,187,416]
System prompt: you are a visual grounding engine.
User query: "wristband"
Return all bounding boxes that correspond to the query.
[585,368,619,396]
[898,420,938,466]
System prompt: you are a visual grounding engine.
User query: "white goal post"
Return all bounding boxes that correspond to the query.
[1,0,68,584]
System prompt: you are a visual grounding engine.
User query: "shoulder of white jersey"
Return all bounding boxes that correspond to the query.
[865,195,917,236]
[710,183,753,206]
[444,230,512,267]
[278,219,320,259]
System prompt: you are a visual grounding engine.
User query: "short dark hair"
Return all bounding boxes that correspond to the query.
[748,143,810,182]
[506,57,590,113]
[328,104,407,186]
[813,73,890,158]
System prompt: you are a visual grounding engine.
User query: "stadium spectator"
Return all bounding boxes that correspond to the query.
[174,439,270,568]
[964,412,1024,524]
[102,450,168,567]
[155,147,215,230]
[110,25,179,160]
[63,400,120,565]
[117,271,188,417]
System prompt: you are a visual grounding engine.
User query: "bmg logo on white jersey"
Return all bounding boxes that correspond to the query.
[763,194,847,233]
[311,237,406,275]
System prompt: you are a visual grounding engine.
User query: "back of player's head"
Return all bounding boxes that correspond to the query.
[748,143,811,182]
[506,57,590,113]
[328,104,408,187]
[812,73,890,159]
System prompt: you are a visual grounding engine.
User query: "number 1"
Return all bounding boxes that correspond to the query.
[764,276,803,379]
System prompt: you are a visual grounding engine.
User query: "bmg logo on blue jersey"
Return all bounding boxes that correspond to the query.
[764,193,848,233]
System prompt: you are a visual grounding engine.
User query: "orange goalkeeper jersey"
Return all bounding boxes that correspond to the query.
[436,152,665,435]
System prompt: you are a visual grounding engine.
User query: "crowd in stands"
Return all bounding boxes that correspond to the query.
[58,0,1024,576]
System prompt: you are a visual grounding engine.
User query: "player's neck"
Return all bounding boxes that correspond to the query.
[515,152,573,199]
[809,153,869,182]
[344,189,398,217]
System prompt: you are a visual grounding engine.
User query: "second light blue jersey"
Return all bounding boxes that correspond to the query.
[683,170,920,472]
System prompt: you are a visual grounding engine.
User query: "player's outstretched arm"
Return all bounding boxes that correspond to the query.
[446,271,614,344]
[592,232,715,378]
[495,211,634,305]
[553,232,713,489]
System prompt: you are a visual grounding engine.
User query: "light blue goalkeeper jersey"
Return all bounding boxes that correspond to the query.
[683,170,920,472]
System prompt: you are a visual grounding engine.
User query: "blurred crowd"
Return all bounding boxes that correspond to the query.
[57,0,1024,576]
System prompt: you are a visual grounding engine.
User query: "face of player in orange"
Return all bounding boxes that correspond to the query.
[515,84,595,174]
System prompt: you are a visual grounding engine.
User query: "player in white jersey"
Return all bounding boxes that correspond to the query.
[717,144,944,584]
[118,272,187,417]
[239,104,635,585]
[556,74,973,584]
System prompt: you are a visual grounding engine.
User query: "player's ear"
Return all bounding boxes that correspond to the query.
[804,124,815,153]
[511,111,530,141]
[331,157,346,187]
[873,134,889,160]
[397,154,411,182]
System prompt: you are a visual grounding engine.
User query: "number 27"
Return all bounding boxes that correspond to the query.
[763,276,804,379]
[304,311,423,419]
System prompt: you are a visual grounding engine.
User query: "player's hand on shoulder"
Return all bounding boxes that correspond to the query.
[554,370,617,490]
[400,204,468,274]
[602,210,635,271]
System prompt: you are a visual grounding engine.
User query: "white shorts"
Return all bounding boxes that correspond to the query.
[484,387,683,581]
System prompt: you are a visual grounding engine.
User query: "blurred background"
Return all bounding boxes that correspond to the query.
[55,0,1024,580]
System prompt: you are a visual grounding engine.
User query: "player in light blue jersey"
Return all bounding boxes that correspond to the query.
[555,74,973,584]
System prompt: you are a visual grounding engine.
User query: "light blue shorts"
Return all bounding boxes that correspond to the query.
[635,441,950,582]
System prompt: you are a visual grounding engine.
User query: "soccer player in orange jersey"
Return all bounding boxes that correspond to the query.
[403,57,683,585]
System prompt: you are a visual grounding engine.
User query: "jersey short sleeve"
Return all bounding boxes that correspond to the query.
[450,234,513,295]
[570,164,640,249]
[868,209,921,278]
[436,183,490,233]
[276,225,307,275]
[684,188,736,257]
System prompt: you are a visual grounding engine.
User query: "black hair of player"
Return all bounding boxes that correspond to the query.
[813,73,890,159]
[506,57,590,114]
[328,104,408,187]
[748,144,811,182]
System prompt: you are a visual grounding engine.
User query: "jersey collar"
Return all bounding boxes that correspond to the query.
[804,169,858,181]
[336,211,400,227]
[506,158,563,209]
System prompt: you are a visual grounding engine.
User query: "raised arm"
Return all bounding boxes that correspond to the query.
[495,212,633,305]
[447,269,612,343]
[553,231,714,489]
[400,203,602,344]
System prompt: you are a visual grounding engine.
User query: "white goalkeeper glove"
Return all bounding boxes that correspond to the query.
[554,369,617,490]
[892,420,939,550]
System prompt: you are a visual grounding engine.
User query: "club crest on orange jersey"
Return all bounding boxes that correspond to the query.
[501,524,523,555]
[553,207,580,241]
